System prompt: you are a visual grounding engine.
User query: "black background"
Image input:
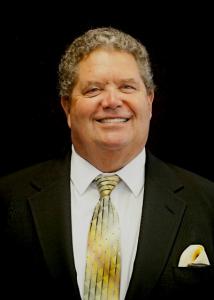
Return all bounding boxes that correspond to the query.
[1,2,213,181]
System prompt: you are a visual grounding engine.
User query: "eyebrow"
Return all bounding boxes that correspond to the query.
[81,81,103,88]
[117,78,139,84]
[117,78,141,89]
[82,78,139,86]
[80,78,141,91]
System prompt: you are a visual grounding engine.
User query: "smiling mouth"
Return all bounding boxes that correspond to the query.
[97,118,129,123]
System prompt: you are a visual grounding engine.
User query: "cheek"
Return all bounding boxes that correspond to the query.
[69,101,94,128]
[132,99,151,119]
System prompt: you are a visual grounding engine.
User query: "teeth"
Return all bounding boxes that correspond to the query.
[99,118,128,123]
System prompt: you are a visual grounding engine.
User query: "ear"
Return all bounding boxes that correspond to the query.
[148,90,154,104]
[148,90,154,119]
[61,96,71,128]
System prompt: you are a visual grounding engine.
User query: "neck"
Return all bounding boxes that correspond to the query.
[73,145,144,172]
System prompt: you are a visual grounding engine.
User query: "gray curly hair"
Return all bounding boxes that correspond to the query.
[58,27,155,98]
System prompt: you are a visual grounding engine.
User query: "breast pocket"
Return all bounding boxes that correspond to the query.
[173,266,214,298]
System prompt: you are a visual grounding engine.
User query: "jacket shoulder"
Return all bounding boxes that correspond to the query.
[168,162,214,194]
[0,154,70,197]
[147,151,214,199]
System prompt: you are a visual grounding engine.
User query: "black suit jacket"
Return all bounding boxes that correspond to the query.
[1,151,214,299]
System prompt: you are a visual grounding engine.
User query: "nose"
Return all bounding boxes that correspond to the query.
[101,89,123,109]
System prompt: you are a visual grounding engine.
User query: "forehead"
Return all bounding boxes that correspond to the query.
[76,48,141,80]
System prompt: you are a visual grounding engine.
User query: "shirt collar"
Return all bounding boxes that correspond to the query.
[71,146,100,194]
[71,146,146,197]
[116,148,146,197]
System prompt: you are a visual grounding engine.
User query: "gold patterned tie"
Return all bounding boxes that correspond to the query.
[84,174,121,300]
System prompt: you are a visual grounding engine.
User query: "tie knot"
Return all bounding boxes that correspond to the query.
[95,174,120,197]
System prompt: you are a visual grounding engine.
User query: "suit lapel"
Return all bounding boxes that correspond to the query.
[126,153,186,299]
[28,155,81,298]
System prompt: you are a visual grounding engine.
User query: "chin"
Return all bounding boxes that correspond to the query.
[99,139,130,151]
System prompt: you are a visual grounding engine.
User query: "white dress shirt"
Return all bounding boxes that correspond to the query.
[70,147,146,300]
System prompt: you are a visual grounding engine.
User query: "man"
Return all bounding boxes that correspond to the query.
[1,27,213,300]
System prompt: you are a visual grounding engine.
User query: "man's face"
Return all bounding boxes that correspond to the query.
[61,48,154,159]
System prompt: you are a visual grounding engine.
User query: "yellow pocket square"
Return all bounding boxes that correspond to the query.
[178,244,210,267]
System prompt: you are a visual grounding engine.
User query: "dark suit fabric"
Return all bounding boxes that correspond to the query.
[1,152,214,299]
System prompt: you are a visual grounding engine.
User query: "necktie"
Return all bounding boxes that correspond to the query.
[84,174,121,300]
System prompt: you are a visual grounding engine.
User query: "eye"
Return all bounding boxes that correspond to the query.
[120,84,136,93]
[85,87,102,97]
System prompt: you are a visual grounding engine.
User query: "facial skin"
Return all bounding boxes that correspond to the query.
[61,48,154,172]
